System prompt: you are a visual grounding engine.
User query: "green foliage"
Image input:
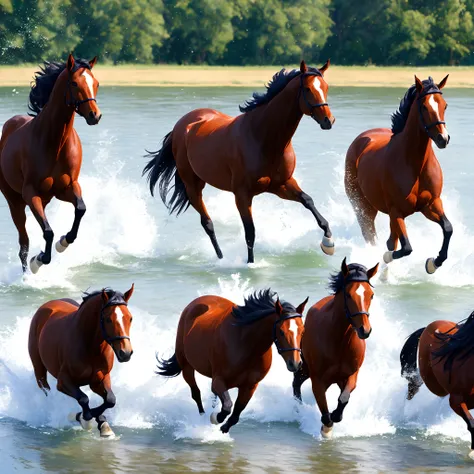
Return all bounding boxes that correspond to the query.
[0,0,473,65]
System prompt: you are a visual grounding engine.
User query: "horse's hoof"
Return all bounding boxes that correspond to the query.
[468,450,474,460]
[55,235,69,253]
[320,236,335,256]
[379,264,389,282]
[320,424,333,439]
[383,251,394,264]
[210,412,219,425]
[29,255,43,274]
[99,421,115,438]
[425,258,438,274]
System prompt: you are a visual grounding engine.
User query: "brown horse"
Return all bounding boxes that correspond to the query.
[28,285,134,438]
[345,75,451,274]
[293,258,379,438]
[401,313,474,459]
[0,54,101,273]
[144,60,336,263]
[157,289,308,433]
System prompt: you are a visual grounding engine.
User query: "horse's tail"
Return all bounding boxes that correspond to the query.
[156,352,182,377]
[400,327,425,400]
[143,132,190,216]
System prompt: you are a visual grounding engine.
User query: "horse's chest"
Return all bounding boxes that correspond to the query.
[39,173,72,196]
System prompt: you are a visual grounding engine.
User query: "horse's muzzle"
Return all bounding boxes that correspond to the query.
[86,111,102,125]
[116,349,133,363]
[356,327,372,340]
[435,133,450,149]
[286,359,302,372]
[319,116,335,130]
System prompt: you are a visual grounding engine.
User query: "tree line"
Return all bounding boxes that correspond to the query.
[1,0,474,66]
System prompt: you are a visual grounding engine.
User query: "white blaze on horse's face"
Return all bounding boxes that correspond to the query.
[428,94,449,138]
[312,77,326,103]
[82,70,95,99]
[354,284,366,312]
[114,306,126,334]
[289,318,298,347]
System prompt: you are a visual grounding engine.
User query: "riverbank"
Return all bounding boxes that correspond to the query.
[0,64,471,88]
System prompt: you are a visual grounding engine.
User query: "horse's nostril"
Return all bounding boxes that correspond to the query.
[118,349,125,359]
[89,111,96,118]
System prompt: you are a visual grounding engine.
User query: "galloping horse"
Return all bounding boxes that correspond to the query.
[345,75,451,274]
[157,289,308,433]
[28,285,134,437]
[401,313,474,459]
[144,60,335,263]
[0,54,101,273]
[293,258,378,438]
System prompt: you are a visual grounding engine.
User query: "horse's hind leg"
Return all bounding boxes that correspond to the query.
[90,375,116,437]
[6,198,29,272]
[54,181,86,254]
[383,210,412,265]
[179,165,223,259]
[421,198,453,274]
[220,383,258,433]
[28,336,50,395]
[235,191,256,263]
[211,377,233,425]
[331,373,358,423]
[182,364,204,414]
[449,395,474,458]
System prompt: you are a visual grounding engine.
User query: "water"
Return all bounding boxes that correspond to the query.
[1,84,474,473]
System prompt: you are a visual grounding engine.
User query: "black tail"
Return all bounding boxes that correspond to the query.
[400,327,425,400]
[143,132,190,215]
[156,353,182,377]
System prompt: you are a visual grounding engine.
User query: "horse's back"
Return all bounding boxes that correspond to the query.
[419,320,456,397]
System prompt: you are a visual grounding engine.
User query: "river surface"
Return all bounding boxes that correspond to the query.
[1,83,474,473]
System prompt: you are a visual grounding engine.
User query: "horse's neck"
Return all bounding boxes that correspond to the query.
[250,81,303,156]
[397,103,432,172]
[36,72,76,152]
[240,315,275,357]
[74,297,107,350]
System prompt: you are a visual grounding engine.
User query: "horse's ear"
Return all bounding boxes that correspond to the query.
[319,58,330,75]
[275,297,283,315]
[300,60,308,74]
[101,289,109,304]
[438,74,449,90]
[296,297,309,315]
[124,283,134,302]
[67,53,75,72]
[367,263,379,280]
[414,75,423,93]
[89,56,98,69]
[341,257,349,277]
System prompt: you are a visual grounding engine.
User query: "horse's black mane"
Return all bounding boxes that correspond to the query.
[28,57,91,116]
[434,311,474,372]
[239,66,322,113]
[328,263,369,294]
[80,288,124,307]
[391,77,440,135]
[231,289,297,325]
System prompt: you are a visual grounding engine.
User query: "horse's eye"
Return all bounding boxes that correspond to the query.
[106,317,112,323]
[71,82,78,87]
[422,105,428,111]
[306,87,310,92]
[371,294,374,300]
[279,329,284,336]
[130,317,133,322]
[445,104,448,109]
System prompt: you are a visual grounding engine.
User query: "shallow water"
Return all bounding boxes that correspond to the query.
[1,84,474,473]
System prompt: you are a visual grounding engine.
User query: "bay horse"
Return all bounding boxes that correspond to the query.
[143,60,336,263]
[157,289,308,433]
[0,54,101,273]
[401,313,474,460]
[28,285,134,438]
[293,258,379,438]
[345,75,451,274]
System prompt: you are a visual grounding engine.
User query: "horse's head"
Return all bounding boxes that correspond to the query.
[415,75,449,149]
[298,60,335,130]
[100,284,135,362]
[273,297,308,372]
[66,54,102,125]
[341,258,378,340]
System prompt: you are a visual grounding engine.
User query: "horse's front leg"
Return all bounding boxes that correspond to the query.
[23,186,54,273]
[56,373,94,430]
[449,394,474,459]
[220,383,258,433]
[235,192,256,263]
[90,375,116,438]
[330,373,358,423]
[210,377,233,425]
[383,210,412,265]
[55,181,86,253]
[310,376,333,438]
[271,177,334,255]
[421,198,453,274]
